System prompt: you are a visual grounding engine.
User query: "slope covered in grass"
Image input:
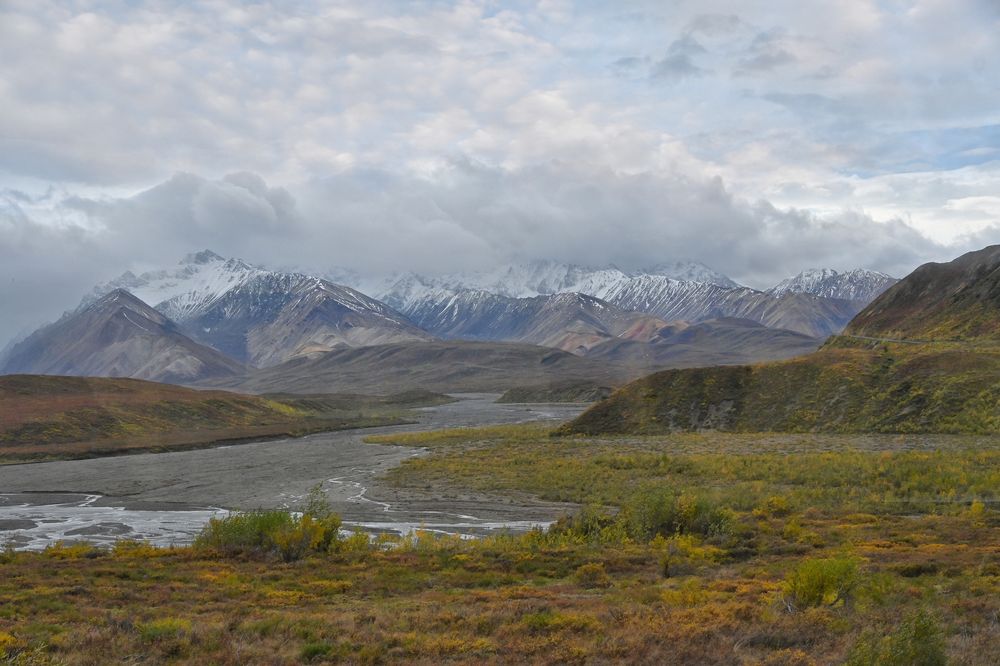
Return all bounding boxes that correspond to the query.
[562,245,1000,436]
[0,375,448,462]
[561,343,1000,435]
[846,244,1000,341]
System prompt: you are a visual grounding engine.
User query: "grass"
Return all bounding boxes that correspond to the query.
[1,426,998,664]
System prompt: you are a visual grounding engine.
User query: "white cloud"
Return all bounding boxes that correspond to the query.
[1,0,999,343]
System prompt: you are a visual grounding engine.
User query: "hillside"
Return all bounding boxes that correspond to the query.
[846,245,1000,340]
[584,318,820,368]
[561,344,1000,435]
[0,375,447,462]
[0,290,243,383]
[205,340,639,394]
[561,245,1000,436]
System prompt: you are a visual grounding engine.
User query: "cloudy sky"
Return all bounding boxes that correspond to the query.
[2,0,999,341]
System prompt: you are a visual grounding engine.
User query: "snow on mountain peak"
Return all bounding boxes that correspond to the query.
[768,268,898,302]
[181,249,225,265]
[640,260,741,288]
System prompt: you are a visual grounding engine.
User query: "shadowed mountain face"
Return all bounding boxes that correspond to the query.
[846,245,1000,341]
[584,318,821,368]
[0,290,243,383]
[200,340,641,394]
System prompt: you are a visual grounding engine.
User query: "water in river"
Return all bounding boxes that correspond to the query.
[0,396,584,550]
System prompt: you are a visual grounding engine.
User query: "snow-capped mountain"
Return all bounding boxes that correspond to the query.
[367,260,739,315]
[401,289,670,353]
[365,261,866,339]
[641,260,741,289]
[87,251,429,367]
[768,269,898,303]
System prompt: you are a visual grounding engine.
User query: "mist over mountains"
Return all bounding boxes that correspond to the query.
[0,250,898,390]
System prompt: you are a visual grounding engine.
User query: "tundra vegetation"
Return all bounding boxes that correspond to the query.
[0,375,451,463]
[1,424,997,664]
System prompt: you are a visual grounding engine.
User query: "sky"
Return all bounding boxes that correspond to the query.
[2,0,1000,342]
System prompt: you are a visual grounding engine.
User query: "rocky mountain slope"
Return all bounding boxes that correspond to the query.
[203,340,641,394]
[584,318,821,368]
[560,245,1000,436]
[769,268,898,303]
[369,260,877,339]
[399,289,669,353]
[0,290,243,383]
[846,245,1000,340]
[88,251,429,367]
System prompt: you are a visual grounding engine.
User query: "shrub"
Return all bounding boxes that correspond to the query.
[0,631,22,657]
[754,495,792,518]
[784,556,859,610]
[195,486,344,560]
[620,489,733,541]
[300,642,334,661]
[574,562,612,589]
[549,504,617,542]
[139,618,192,641]
[846,610,947,666]
[653,533,724,578]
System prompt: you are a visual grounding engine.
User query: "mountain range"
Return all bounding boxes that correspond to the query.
[367,261,897,339]
[83,250,429,367]
[1,251,897,390]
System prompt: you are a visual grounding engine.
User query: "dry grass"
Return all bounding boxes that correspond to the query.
[2,427,999,664]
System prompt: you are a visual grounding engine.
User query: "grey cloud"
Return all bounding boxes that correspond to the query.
[1,164,961,346]
[761,92,849,119]
[651,36,709,81]
[735,30,797,74]
[651,54,707,81]
[685,14,745,37]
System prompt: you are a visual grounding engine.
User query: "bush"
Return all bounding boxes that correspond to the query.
[574,562,612,589]
[194,485,344,561]
[784,556,859,610]
[620,489,733,541]
[846,610,947,666]
[300,642,334,661]
[139,618,192,641]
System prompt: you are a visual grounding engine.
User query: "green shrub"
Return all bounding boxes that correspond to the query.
[139,617,192,641]
[195,486,344,561]
[300,641,334,662]
[846,610,947,666]
[784,556,859,609]
[574,562,611,589]
[620,489,733,541]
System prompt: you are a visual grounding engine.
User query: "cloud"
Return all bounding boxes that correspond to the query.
[2,163,981,345]
[1,1,999,344]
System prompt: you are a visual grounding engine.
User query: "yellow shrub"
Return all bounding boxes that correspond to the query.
[0,632,23,657]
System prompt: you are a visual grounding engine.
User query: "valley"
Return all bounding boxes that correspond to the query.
[0,394,586,550]
[0,246,996,665]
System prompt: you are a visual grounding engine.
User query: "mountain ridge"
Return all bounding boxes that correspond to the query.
[87,251,430,367]
[1,289,243,383]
